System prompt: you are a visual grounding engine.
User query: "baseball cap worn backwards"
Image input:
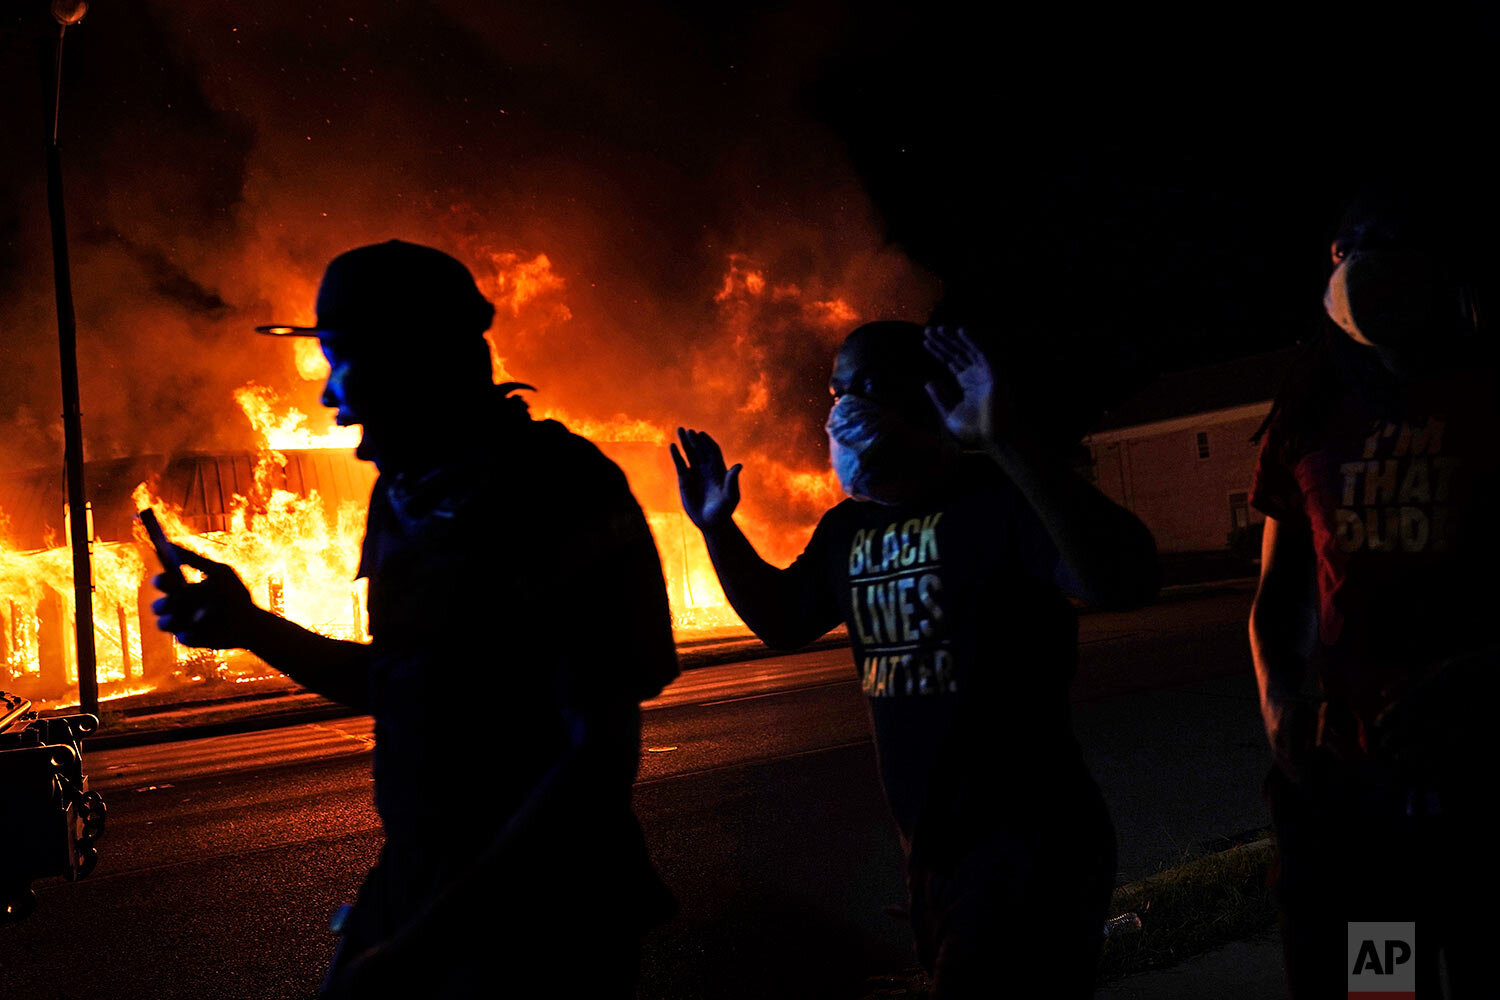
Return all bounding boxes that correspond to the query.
[255,240,496,349]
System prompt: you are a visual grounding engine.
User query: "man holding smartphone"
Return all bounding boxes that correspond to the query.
[151,240,678,997]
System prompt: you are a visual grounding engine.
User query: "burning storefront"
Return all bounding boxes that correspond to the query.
[0,3,941,709]
[0,353,847,706]
[0,440,374,701]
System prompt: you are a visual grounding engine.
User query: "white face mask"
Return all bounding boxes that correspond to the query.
[826,394,944,505]
[1323,250,1458,353]
[1323,255,1372,346]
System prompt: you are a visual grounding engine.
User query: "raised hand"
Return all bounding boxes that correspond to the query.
[670,427,742,531]
[923,325,1002,447]
[150,544,262,649]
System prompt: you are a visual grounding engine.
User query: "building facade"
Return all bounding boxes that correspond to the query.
[1084,346,1300,571]
[1089,403,1270,553]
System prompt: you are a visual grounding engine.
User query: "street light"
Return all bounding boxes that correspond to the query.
[43,0,99,716]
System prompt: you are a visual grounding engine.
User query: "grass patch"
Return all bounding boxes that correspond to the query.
[857,834,1279,999]
[1097,834,1278,981]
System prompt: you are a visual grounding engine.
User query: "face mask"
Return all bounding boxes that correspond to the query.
[1323,256,1366,344]
[1323,251,1456,353]
[826,394,943,505]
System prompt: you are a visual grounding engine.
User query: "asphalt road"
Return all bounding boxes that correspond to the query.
[1,584,1268,999]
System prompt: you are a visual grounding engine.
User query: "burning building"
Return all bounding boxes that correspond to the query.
[0,378,805,704]
[0,231,913,708]
[0,2,944,709]
[0,238,921,707]
[0,445,368,697]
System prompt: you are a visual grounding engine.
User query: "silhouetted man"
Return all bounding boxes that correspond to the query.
[152,240,678,997]
[671,321,1157,997]
[1250,182,1499,997]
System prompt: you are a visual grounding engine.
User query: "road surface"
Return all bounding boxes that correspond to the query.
[1,586,1268,999]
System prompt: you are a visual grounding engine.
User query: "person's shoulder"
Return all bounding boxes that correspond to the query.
[524,417,617,465]
[1258,336,1374,458]
[949,453,1012,501]
[1432,359,1500,404]
[523,418,634,498]
[784,498,858,560]
[815,496,865,530]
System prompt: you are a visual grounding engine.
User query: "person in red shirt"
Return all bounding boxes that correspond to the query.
[1250,180,1500,997]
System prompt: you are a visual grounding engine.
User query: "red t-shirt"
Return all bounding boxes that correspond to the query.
[1251,362,1500,738]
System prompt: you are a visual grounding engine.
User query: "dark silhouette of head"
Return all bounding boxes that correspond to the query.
[826,321,956,503]
[1255,173,1498,443]
[1334,178,1476,264]
[257,240,500,469]
[1325,175,1492,368]
[830,321,947,431]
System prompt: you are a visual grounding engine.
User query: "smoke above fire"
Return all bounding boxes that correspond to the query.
[1,0,935,568]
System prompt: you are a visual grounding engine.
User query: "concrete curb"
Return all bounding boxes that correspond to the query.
[859,836,1280,1000]
[1111,835,1275,906]
[1155,576,1257,598]
[84,701,361,752]
[1098,836,1278,981]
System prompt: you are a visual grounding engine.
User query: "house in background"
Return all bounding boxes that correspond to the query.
[1085,346,1300,582]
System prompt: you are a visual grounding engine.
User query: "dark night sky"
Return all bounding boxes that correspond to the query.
[815,7,1498,392]
[2,1,1495,474]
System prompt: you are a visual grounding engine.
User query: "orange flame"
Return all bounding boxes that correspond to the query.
[292,337,330,381]
[1,246,910,706]
[1,514,147,696]
[234,383,359,451]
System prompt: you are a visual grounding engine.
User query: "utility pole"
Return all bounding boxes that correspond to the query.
[43,0,98,715]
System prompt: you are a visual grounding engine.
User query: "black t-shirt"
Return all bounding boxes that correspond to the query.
[356,410,678,909]
[765,456,1086,845]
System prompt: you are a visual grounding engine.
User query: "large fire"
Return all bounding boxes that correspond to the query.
[0,252,858,707]
[0,518,150,699]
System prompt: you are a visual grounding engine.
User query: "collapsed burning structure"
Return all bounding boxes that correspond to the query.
[0,369,828,705]
[0,435,374,701]
[0,3,940,707]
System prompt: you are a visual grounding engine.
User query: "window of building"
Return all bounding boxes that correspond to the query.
[1195,430,1211,460]
[1229,491,1250,531]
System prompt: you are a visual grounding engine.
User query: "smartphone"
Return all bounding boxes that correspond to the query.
[138,507,185,588]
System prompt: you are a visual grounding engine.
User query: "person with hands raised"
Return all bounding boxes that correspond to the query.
[672,319,1158,998]
[672,428,836,651]
[922,324,1159,611]
[670,428,741,532]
